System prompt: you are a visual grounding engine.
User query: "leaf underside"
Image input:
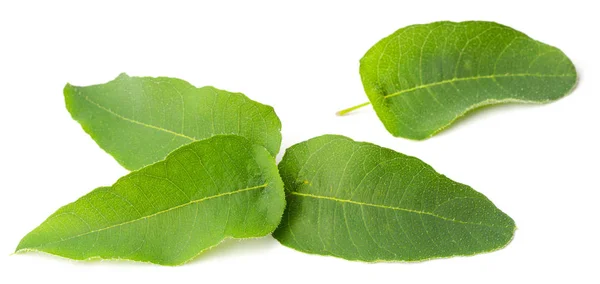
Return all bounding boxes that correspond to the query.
[16,135,285,266]
[273,135,515,262]
[65,73,282,170]
[359,21,577,140]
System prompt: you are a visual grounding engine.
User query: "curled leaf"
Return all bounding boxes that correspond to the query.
[342,21,577,140]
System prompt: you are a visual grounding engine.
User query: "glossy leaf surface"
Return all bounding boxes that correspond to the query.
[65,73,281,170]
[274,135,515,261]
[358,21,577,139]
[17,135,285,265]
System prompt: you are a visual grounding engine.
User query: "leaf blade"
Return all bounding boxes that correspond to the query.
[64,73,282,170]
[16,135,285,266]
[359,21,577,139]
[273,135,515,262]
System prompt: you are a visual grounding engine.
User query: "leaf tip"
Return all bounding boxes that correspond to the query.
[63,82,74,94]
[116,72,130,79]
[14,238,30,254]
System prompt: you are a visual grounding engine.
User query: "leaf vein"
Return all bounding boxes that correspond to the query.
[383,73,575,100]
[290,192,511,228]
[27,184,268,249]
[80,95,196,141]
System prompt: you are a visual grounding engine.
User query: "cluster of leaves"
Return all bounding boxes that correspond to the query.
[16,21,576,266]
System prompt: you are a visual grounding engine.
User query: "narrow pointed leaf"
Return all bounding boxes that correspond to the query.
[274,135,515,262]
[357,21,577,139]
[65,73,282,170]
[16,135,285,265]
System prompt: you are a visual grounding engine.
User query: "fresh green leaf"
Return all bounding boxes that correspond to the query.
[16,135,285,266]
[273,135,515,262]
[339,21,577,140]
[65,73,282,170]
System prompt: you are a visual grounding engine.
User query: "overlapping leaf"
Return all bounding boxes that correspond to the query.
[65,73,282,170]
[16,135,285,265]
[274,135,515,261]
[353,21,577,139]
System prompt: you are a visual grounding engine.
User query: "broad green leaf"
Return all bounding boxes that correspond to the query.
[339,21,577,140]
[16,135,285,266]
[273,135,515,262]
[65,73,282,170]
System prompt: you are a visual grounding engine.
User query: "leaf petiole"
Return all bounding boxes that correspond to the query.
[336,102,371,116]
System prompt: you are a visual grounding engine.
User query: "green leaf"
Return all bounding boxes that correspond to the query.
[65,73,282,170]
[16,135,285,266]
[273,135,515,262]
[339,21,577,140]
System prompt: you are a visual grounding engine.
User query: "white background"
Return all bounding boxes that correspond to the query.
[1,0,598,283]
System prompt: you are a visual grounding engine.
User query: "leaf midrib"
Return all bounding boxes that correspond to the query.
[383,73,575,99]
[81,94,196,141]
[26,183,269,249]
[289,191,511,228]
